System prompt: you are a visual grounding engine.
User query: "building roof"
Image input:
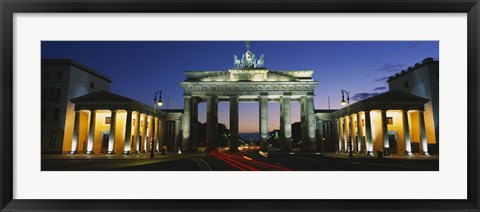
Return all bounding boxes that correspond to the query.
[70,90,136,103]
[70,90,183,119]
[331,90,429,118]
[42,59,112,83]
[386,57,439,82]
[314,109,338,113]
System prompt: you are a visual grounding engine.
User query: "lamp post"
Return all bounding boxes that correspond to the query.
[151,90,163,159]
[341,90,353,158]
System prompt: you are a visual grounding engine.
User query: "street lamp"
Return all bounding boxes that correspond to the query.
[151,90,163,159]
[341,90,353,158]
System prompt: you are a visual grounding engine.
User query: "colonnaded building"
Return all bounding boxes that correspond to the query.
[42,46,438,157]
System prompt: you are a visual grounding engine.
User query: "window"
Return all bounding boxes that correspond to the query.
[41,107,46,121]
[54,87,61,101]
[362,119,365,126]
[52,107,59,121]
[43,72,50,78]
[90,82,95,89]
[48,87,55,101]
[42,87,48,101]
[49,131,57,148]
[56,71,63,79]
[105,117,111,125]
[404,81,409,88]
[386,117,393,125]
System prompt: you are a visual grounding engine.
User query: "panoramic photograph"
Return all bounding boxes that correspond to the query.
[41,41,439,171]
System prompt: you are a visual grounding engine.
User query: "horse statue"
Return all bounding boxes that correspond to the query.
[233,55,242,68]
[256,54,265,68]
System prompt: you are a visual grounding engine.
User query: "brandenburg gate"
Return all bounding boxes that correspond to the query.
[180,43,318,152]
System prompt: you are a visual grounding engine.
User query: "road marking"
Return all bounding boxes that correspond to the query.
[197,158,213,171]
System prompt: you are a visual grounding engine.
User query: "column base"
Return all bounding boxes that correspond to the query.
[123,151,131,155]
[406,151,413,156]
[423,152,430,156]
[86,151,93,155]
[69,151,76,155]
[107,151,114,155]
[366,151,375,156]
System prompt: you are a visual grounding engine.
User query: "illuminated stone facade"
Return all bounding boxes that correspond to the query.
[181,68,318,152]
[41,59,112,153]
[68,91,183,154]
[387,58,439,153]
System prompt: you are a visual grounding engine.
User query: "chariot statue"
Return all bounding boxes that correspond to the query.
[233,41,265,69]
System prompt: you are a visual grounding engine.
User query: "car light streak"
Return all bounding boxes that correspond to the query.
[210,149,292,171]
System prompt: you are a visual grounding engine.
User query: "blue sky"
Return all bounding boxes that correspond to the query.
[42,41,438,133]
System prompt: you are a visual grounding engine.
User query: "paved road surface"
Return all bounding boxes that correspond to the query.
[42,150,438,171]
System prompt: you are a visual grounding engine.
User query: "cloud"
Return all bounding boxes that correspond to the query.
[376,64,405,72]
[351,92,379,101]
[407,43,422,49]
[372,86,387,91]
[373,76,389,82]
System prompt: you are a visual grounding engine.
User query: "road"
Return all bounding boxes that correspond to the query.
[42,149,438,171]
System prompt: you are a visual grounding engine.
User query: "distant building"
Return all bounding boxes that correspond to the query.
[387,58,439,153]
[41,59,112,153]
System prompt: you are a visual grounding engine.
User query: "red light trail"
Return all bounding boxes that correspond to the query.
[210,149,292,171]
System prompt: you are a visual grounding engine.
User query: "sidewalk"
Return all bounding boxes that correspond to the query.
[42,152,199,160]
[322,152,439,160]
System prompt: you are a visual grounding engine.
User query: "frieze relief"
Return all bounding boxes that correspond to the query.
[184,83,315,92]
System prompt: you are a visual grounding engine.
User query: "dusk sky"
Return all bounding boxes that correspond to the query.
[41,41,438,134]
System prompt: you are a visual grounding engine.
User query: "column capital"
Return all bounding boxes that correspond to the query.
[282,92,292,97]
[259,92,269,97]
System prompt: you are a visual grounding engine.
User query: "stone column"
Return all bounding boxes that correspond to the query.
[123,111,132,154]
[317,118,324,152]
[336,119,341,152]
[182,95,191,151]
[132,112,140,153]
[155,118,161,152]
[86,110,97,154]
[147,116,155,153]
[364,110,374,155]
[191,98,199,151]
[381,110,389,154]
[137,113,144,153]
[304,95,316,152]
[107,110,117,154]
[356,113,362,153]
[230,96,239,152]
[419,110,429,155]
[343,116,348,152]
[70,110,81,154]
[143,115,151,153]
[259,94,269,151]
[206,95,218,151]
[403,110,412,155]
[350,114,356,153]
[300,97,306,150]
[280,94,292,152]
[174,119,181,152]
[159,119,167,152]
[327,121,332,151]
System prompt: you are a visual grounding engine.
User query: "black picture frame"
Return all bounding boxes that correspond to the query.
[1,0,479,211]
